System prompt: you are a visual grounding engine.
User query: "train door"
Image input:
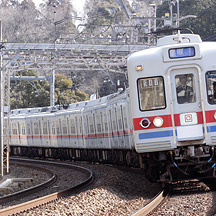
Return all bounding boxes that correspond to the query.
[116,105,125,149]
[70,116,78,148]
[95,112,102,148]
[77,115,85,149]
[121,104,131,149]
[61,116,68,147]
[110,106,118,149]
[169,66,205,145]
[84,114,90,148]
[32,119,41,147]
[56,118,62,147]
[103,110,111,149]
[50,117,57,147]
[20,121,27,146]
[11,121,20,146]
[42,120,50,146]
[26,119,33,147]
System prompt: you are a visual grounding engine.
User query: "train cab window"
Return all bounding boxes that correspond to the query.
[138,77,166,111]
[175,74,196,104]
[206,71,216,104]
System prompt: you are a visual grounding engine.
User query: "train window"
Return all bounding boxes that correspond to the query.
[117,108,122,130]
[51,122,55,134]
[79,117,83,135]
[137,77,166,111]
[96,114,101,133]
[56,121,60,134]
[89,116,94,133]
[103,113,108,132]
[43,122,48,135]
[39,120,42,134]
[97,123,102,133]
[122,107,128,129]
[21,123,26,135]
[62,120,67,134]
[30,122,33,136]
[112,118,117,131]
[12,123,17,135]
[27,123,31,135]
[206,71,216,104]
[17,123,20,135]
[34,122,39,135]
[48,121,51,135]
[86,116,89,134]
[70,119,75,134]
[58,120,62,135]
[75,118,79,134]
[100,113,104,132]
[104,122,108,132]
[175,74,196,104]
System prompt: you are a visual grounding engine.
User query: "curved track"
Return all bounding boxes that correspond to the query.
[0,157,94,215]
[131,189,168,216]
[0,162,56,204]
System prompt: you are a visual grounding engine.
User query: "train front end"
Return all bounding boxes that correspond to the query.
[128,32,216,182]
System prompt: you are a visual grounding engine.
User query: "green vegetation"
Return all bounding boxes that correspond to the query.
[11,71,89,109]
[157,0,216,39]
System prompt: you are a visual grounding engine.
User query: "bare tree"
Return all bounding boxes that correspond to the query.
[0,0,76,43]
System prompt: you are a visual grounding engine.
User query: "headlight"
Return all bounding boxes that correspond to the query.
[140,118,151,128]
[214,112,216,120]
[153,117,164,127]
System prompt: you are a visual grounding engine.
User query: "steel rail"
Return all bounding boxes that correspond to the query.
[0,162,57,204]
[0,157,94,215]
[130,189,168,216]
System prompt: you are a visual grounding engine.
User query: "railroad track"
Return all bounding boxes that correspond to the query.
[130,178,211,216]
[130,189,168,216]
[0,161,56,203]
[132,178,216,216]
[0,157,94,215]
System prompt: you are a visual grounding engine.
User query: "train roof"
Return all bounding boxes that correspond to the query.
[156,33,202,46]
[9,88,129,118]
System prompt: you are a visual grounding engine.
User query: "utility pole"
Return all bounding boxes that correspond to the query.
[0,20,3,176]
[50,21,56,107]
[0,21,9,176]
[176,0,180,27]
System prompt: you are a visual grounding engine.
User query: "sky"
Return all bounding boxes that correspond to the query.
[33,0,134,26]
[33,0,86,25]
[34,0,134,17]
[34,0,86,15]
[72,0,86,17]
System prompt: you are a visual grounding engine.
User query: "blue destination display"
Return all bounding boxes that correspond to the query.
[169,47,195,59]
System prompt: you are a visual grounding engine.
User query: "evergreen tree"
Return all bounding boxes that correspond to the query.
[11,72,89,109]
[157,0,216,39]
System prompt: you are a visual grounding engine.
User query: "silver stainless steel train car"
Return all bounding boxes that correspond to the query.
[9,89,137,167]
[128,32,216,182]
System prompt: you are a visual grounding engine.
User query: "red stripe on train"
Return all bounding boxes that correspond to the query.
[133,114,172,130]
[133,111,215,131]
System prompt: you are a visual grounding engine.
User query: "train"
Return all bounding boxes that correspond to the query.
[9,31,216,183]
[10,89,138,167]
